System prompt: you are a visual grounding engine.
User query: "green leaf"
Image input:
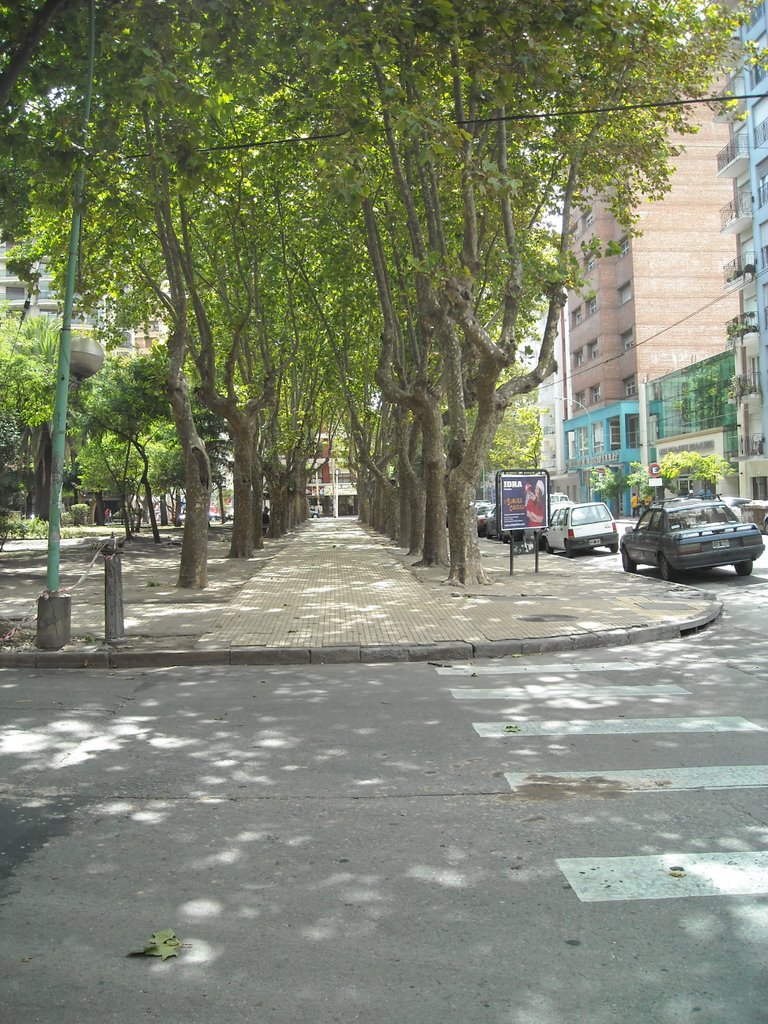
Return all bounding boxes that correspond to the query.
[130,928,183,960]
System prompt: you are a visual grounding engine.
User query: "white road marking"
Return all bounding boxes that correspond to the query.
[451,684,689,699]
[557,851,768,902]
[472,716,765,737]
[504,764,768,792]
[435,661,652,676]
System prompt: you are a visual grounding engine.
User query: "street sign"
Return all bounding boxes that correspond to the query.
[648,462,661,477]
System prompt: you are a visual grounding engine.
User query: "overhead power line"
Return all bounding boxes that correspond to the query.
[107,91,766,160]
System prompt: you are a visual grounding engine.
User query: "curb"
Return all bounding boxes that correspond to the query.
[0,598,722,670]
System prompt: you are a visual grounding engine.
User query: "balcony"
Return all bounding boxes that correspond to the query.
[720,190,752,233]
[739,433,765,458]
[733,370,762,400]
[726,310,759,349]
[714,77,746,123]
[723,252,756,289]
[717,132,750,176]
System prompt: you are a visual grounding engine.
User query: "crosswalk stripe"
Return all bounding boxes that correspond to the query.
[557,851,768,902]
[473,716,764,737]
[434,661,656,676]
[451,683,689,699]
[504,765,768,793]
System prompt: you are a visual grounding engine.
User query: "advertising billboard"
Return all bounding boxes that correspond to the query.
[496,470,550,531]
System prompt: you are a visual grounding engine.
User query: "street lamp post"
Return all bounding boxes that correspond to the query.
[36,0,98,650]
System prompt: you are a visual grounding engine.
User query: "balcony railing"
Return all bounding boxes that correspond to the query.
[734,370,762,400]
[720,189,752,229]
[726,310,759,348]
[717,132,749,173]
[739,433,765,457]
[723,252,756,288]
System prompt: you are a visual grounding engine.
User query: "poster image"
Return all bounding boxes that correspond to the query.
[496,470,550,531]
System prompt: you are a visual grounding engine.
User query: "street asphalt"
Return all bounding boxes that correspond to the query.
[1,520,765,1024]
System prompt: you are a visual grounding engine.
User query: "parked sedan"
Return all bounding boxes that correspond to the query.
[540,501,618,557]
[484,504,501,540]
[475,502,495,536]
[620,499,765,580]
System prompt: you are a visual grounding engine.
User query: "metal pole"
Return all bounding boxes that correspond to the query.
[45,0,96,593]
[37,2,96,649]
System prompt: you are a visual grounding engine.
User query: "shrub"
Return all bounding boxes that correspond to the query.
[70,503,91,526]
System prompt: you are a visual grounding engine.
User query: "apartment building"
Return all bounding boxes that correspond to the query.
[0,240,59,318]
[556,108,741,512]
[714,0,768,498]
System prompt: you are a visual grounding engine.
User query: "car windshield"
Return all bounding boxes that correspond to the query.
[571,504,611,525]
[668,506,738,531]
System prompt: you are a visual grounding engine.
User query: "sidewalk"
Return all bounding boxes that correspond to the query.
[0,517,721,668]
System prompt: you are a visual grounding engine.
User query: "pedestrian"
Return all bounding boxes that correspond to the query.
[262,506,270,535]
[630,494,639,518]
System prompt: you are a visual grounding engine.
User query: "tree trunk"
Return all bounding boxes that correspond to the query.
[228,420,256,557]
[33,422,52,520]
[415,399,449,567]
[167,369,210,588]
[445,468,488,585]
[136,445,161,543]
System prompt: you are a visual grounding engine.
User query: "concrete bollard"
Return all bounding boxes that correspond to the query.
[101,536,125,642]
[36,592,72,649]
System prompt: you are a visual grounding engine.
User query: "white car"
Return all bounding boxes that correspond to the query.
[550,492,573,508]
[541,501,618,557]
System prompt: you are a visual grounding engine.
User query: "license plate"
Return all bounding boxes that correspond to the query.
[712,539,730,550]
[588,538,600,546]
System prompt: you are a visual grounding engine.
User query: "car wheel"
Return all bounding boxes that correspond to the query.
[621,547,637,574]
[734,561,753,577]
[541,537,552,554]
[658,554,676,582]
[608,543,618,554]
[565,542,575,558]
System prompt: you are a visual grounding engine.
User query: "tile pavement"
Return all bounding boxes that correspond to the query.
[0,517,721,668]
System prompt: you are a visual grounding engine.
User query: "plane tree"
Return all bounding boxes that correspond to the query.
[287,0,740,584]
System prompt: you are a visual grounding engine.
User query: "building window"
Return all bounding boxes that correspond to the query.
[621,328,634,350]
[582,211,593,232]
[572,306,583,327]
[574,391,586,408]
[626,413,640,448]
[588,297,598,315]
[619,236,630,258]
[589,384,601,404]
[619,281,632,304]
[574,348,584,366]
[592,421,604,453]
[586,255,596,271]
[588,340,599,360]
[577,425,589,454]
[623,374,637,397]
[608,416,621,450]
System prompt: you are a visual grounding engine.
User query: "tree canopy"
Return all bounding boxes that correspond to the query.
[0,0,743,584]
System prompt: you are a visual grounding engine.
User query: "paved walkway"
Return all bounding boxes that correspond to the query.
[0,517,721,668]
